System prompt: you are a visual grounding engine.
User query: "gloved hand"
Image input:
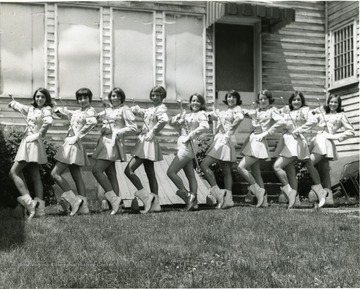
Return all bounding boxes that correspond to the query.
[182,135,192,144]
[65,135,79,145]
[247,109,257,118]
[131,105,141,114]
[292,128,303,139]
[144,130,155,142]
[319,131,338,140]
[26,133,40,143]
[255,131,268,142]
[8,100,16,109]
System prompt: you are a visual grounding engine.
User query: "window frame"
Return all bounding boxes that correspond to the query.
[163,12,206,100]
[329,18,358,90]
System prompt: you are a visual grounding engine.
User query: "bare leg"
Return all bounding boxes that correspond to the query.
[9,161,30,196]
[220,161,233,191]
[69,165,85,196]
[200,155,218,187]
[28,163,43,200]
[251,160,264,188]
[304,159,321,185]
[237,156,259,185]
[316,158,331,189]
[105,162,119,195]
[51,161,71,192]
[273,156,298,186]
[284,160,297,191]
[167,155,192,190]
[183,159,197,194]
[124,157,144,190]
[144,160,158,194]
[92,159,113,193]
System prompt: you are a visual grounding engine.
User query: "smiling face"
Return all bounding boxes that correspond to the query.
[291,95,303,110]
[258,94,270,109]
[328,97,339,112]
[150,91,163,106]
[77,94,91,109]
[227,94,237,108]
[34,92,46,108]
[190,95,202,112]
[110,92,122,107]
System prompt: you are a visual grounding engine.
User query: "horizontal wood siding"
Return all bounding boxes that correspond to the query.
[326,1,359,158]
[262,1,326,102]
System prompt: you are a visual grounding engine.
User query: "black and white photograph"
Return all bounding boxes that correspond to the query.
[0,0,359,287]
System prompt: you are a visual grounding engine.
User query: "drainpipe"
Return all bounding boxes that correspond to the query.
[324,1,329,100]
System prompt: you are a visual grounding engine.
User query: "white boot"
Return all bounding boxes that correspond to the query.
[77,195,90,215]
[176,188,189,204]
[261,194,269,208]
[294,195,301,207]
[134,188,154,214]
[324,188,334,206]
[249,183,265,207]
[309,188,334,207]
[17,194,37,220]
[282,184,296,209]
[34,197,45,217]
[185,192,197,211]
[97,190,110,211]
[150,193,162,212]
[211,185,225,209]
[61,190,82,216]
[105,190,121,215]
[206,193,217,207]
[311,184,327,208]
[59,199,70,214]
[221,189,234,209]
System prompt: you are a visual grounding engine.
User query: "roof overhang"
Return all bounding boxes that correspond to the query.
[206,1,296,32]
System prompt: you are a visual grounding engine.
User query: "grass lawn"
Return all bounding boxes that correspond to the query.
[0,205,359,288]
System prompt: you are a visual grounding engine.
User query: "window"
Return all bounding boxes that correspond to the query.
[165,14,204,101]
[57,6,100,98]
[0,3,45,97]
[330,20,357,88]
[113,10,154,99]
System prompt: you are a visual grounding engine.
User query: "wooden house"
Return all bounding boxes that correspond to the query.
[0,1,358,204]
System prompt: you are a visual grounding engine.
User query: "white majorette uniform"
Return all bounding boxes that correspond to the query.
[241,106,285,160]
[310,108,355,160]
[278,106,318,160]
[206,106,244,162]
[54,107,97,166]
[93,104,137,162]
[131,103,168,162]
[9,101,53,164]
[170,111,209,159]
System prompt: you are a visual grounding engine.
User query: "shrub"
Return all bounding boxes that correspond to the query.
[0,125,58,208]
[295,161,312,198]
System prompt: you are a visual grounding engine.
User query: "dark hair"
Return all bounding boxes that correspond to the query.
[75,88,93,103]
[256,89,275,104]
[189,93,206,112]
[31,87,53,108]
[223,89,242,106]
[289,91,306,111]
[149,86,167,100]
[324,94,344,113]
[108,87,126,104]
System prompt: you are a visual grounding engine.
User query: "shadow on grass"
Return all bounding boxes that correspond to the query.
[0,208,25,251]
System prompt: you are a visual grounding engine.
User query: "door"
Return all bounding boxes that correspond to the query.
[214,22,261,142]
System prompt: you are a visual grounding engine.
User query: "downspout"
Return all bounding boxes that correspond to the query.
[324,1,329,100]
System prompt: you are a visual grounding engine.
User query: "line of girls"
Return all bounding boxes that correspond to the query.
[8,86,355,220]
